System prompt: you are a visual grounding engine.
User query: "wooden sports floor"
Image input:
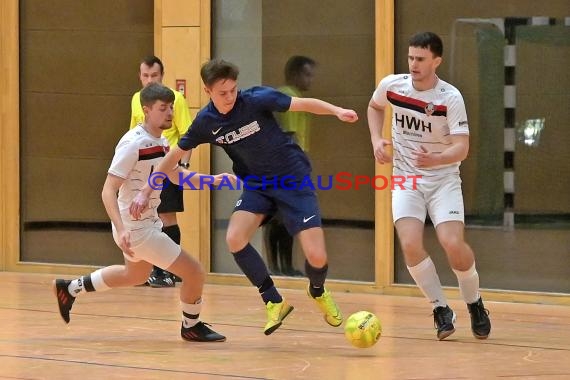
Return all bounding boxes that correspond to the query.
[1,272,569,380]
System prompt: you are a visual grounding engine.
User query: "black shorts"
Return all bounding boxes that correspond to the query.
[157,178,184,213]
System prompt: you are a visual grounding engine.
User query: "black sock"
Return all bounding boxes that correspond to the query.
[258,277,282,304]
[82,275,96,292]
[233,244,282,304]
[305,260,328,298]
[160,225,181,276]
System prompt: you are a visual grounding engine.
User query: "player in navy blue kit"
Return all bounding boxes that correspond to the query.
[130,59,358,335]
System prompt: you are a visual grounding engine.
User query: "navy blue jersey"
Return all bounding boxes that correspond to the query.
[178,86,311,180]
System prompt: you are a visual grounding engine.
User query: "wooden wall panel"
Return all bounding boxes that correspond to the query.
[18,0,153,265]
[158,0,210,263]
[21,0,154,32]
[21,158,109,221]
[21,93,127,159]
[162,0,201,26]
[0,0,20,271]
[21,31,149,95]
[161,27,202,108]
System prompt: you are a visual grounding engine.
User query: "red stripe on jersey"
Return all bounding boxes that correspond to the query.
[139,146,168,156]
[387,91,447,113]
[138,145,169,161]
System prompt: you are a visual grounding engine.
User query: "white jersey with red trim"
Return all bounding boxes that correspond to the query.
[372,74,469,181]
[108,124,169,232]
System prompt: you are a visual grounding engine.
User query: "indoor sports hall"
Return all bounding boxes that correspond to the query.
[1,1,569,379]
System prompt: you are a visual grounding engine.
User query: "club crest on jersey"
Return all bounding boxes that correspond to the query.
[424,102,435,116]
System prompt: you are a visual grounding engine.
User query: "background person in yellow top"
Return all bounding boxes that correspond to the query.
[264,56,316,277]
[130,55,192,287]
[277,55,316,152]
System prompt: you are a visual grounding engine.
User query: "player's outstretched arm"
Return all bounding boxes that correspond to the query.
[157,149,236,189]
[160,145,188,182]
[129,146,186,219]
[289,97,358,123]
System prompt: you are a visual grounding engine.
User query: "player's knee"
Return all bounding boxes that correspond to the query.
[399,238,423,255]
[304,249,327,268]
[194,261,206,279]
[439,236,463,254]
[307,257,327,268]
[181,263,205,283]
[177,254,205,281]
[226,231,247,252]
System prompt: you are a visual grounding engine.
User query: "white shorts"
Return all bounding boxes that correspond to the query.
[392,174,464,227]
[112,226,181,270]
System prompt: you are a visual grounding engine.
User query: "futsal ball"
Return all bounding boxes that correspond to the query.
[344,311,381,348]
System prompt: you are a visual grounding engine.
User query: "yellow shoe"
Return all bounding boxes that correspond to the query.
[264,300,294,335]
[309,287,343,327]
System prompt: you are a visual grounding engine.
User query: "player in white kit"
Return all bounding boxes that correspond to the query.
[53,83,233,342]
[367,31,491,340]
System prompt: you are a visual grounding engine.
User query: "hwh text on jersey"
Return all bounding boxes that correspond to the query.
[395,113,432,133]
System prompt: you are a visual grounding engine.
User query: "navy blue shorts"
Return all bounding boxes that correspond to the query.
[233,187,321,236]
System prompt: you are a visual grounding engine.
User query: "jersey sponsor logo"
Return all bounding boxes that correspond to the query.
[394,112,432,133]
[303,215,316,223]
[215,120,261,144]
[402,130,423,138]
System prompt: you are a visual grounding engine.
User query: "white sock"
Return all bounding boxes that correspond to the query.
[67,269,111,297]
[67,277,86,297]
[453,263,480,304]
[407,256,447,309]
[181,298,202,328]
[90,269,111,291]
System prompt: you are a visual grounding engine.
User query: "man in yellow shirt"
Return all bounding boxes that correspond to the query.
[130,55,192,287]
[264,55,316,276]
[276,56,316,152]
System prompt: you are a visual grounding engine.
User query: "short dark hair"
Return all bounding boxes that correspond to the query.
[200,59,239,87]
[140,82,174,107]
[140,55,164,74]
[284,55,316,83]
[409,32,443,57]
